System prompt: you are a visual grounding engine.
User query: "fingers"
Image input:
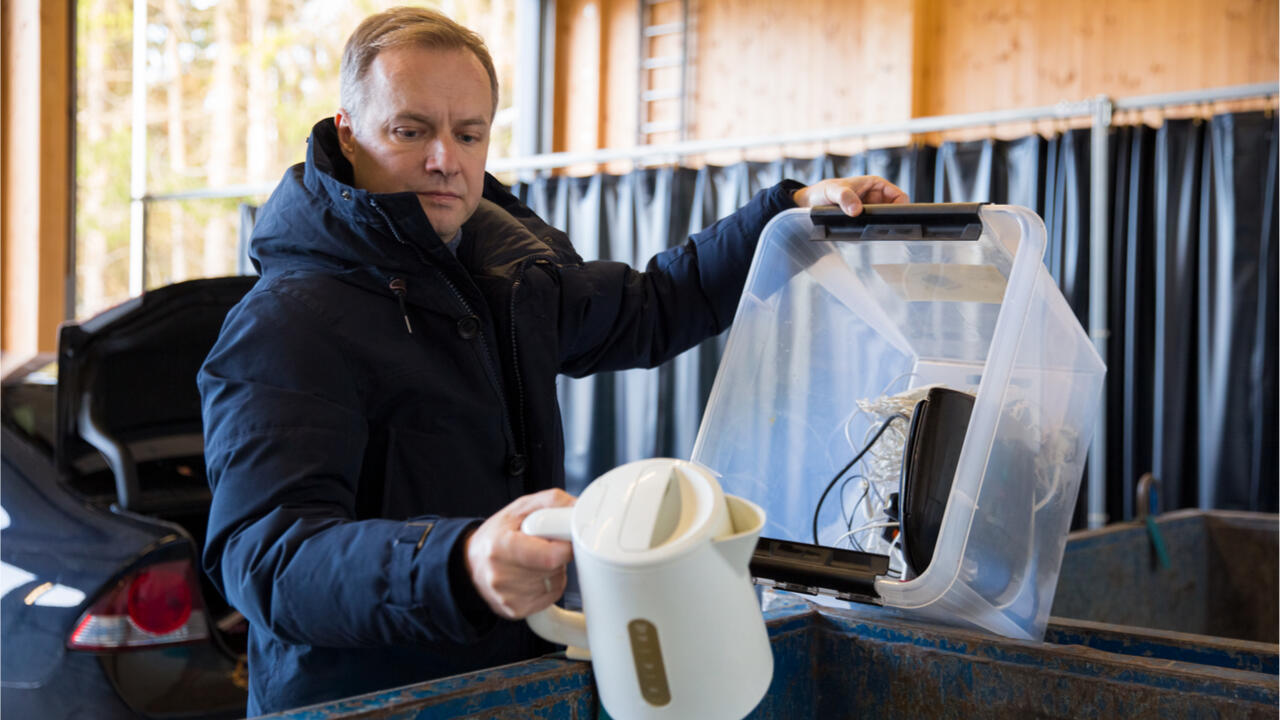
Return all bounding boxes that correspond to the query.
[518,567,569,619]
[472,558,568,619]
[539,568,568,600]
[794,176,910,216]
[848,176,909,206]
[872,178,910,204]
[488,562,567,608]
[466,527,571,618]
[831,184,863,217]
[465,489,577,620]
[507,487,577,517]
[503,523,574,569]
[503,487,575,568]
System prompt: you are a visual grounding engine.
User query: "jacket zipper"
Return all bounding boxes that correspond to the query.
[508,258,553,489]
[509,269,529,466]
[368,199,519,456]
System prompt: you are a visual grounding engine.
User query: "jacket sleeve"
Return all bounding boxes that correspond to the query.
[198,285,491,649]
[557,179,803,377]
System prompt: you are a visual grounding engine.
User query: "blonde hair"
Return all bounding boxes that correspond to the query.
[340,6,499,124]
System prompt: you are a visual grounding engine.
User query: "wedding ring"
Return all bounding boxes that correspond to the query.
[543,576,553,594]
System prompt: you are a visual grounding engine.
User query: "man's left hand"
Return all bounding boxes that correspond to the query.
[792,176,909,216]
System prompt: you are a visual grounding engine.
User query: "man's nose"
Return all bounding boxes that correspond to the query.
[425,137,460,175]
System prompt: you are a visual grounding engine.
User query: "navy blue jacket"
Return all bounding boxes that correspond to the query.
[198,118,802,714]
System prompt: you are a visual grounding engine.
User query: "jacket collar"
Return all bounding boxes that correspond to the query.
[254,118,563,281]
[302,117,433,233]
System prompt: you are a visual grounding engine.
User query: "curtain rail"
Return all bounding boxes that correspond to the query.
[136,82,1277,202]
[485,82,1277,175]
[1112,82,1278,110]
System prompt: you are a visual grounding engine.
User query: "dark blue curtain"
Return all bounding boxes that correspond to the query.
[1151,118,1206,516]
[514,111,1278,521]
[1197,113,1279,511]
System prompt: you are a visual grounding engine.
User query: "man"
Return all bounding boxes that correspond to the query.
[199,6,907,715]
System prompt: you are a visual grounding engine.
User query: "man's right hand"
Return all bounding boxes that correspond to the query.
[464,488,576,620]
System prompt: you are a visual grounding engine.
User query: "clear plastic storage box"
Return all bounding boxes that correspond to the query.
[692,204,1105,640]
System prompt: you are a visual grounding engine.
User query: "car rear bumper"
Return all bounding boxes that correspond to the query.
[3,642,247,720]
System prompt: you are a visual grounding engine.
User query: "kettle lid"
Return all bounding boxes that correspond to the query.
[573,459,728,565]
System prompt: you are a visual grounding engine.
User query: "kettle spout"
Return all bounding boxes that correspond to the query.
[711,495,766,570]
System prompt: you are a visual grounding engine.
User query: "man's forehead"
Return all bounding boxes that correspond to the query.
[367,46,494,115]
[389,110,489,128]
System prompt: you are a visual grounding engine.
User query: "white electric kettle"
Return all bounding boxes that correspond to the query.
[521,458,773,720]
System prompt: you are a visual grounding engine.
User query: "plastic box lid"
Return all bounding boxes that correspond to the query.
[691,203,1105,640]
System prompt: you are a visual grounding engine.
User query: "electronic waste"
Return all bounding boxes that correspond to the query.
[692,203,1106,641]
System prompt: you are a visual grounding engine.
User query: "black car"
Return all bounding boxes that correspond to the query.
[2,277,256,718]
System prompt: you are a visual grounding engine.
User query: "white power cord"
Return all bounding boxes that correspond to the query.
[832,520,899,548]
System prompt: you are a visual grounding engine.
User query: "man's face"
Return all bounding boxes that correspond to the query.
[336,45,492,241]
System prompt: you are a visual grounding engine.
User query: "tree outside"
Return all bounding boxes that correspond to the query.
[76,0,517,318]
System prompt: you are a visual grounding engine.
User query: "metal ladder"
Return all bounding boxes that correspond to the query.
[637,0,691,145]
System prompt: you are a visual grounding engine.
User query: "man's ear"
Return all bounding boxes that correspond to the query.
[334,109,358,163]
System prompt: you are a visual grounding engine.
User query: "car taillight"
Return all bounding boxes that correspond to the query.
[68,559,209,651]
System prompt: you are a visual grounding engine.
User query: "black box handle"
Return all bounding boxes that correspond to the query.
[750,536,888,604]
[810,202,987,241]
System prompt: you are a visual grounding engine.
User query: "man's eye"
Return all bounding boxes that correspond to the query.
[459,133,481,144]
[393,128,421,139]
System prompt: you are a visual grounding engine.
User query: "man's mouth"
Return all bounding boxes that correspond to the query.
[417,191,461,201]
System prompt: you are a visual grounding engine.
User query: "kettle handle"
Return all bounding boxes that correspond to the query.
[521,508,591,661]
[526,605,590,661]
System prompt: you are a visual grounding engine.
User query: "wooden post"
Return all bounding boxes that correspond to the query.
[2,0,73,366]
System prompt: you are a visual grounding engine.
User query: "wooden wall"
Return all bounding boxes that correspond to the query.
[694,0,916,157]
[915,0,1279,117]
[552,0,1279,164]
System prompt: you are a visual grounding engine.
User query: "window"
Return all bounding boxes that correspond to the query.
[75,0,519,318]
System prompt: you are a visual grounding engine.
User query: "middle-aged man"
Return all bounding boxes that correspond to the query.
[199,6,907,715]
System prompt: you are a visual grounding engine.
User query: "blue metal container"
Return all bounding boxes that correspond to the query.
[256,509,1278,718]
[259,591,1278,719]
[1053,509,1278,646]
